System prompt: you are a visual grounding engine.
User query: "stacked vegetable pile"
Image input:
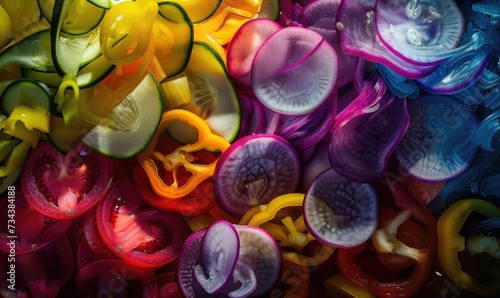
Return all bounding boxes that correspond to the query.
[0,0,499,297]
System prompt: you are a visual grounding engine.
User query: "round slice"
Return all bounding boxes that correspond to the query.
[394,94,479,182]
[214,134,300,217]
[82,72,162,158]
[375,0,465,65]
[303,168,378,248]
[234,225,282,297]
[195,220,240,295]
[251,26,338,115]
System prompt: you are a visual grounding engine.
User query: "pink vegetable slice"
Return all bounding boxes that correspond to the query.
[329,92,409,183]
[375,0,465,65]
[251,26,338,115]
[227,19,282,90]
[177,229,211,298]
[194,220,240,294]
[234,225,282,297]
[303,168,378,248]
[214,134,300,217]
[336,0,437,79]
[299,0,358,88]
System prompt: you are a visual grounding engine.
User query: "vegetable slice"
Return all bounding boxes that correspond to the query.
[394,94,479,182]
[234,225,282,297]
[375,0,465,65]
[214,134,300,217]
[168,42,241,143]
[251,26,338,115]
[303,168,378,248]
[194,220,239,294]
[82,72,162,158]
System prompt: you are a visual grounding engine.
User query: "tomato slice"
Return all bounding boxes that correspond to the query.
[76,259,158,298]
[21,141,113,219]
[0,189,72,255]
[96,180,190,268]
[16,236,74,297]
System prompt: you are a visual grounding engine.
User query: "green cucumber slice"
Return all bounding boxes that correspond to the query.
[38,0,105,35]
[86,0,133,9]
[167,42,240,143]
[0,30,54,72]
[168,0,221,23]
[51,0,92,76]
[258,0,279,21]
[82,72,163,158]
[22,53,115,89]
[0,79,53,116]
[156,1,193,77]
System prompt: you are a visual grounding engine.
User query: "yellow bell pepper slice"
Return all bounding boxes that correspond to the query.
[437,198,500,297]
[0,4,12,47]
[0,141,30,177]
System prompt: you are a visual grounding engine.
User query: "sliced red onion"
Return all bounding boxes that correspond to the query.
[329,93,410,182]
[218,259,257,298]
[375,0,465,65]
[194,220,240,294]
[301,141,332,191]
[234,225,282,296]
[299,0,358,88]
[227,19,282,90]
[237,90,267,137]
[303,168,378,247]
[251,26,338,115]
[336,0,438,79]
[394,94,479,182]
[177,230,212,298]
[214,134,300,217]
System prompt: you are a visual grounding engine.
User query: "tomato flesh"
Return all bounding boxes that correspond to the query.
[21,141,113,219]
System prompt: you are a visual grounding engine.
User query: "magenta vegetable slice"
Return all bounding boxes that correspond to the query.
[336,0,437,79]
[299,0,358,88]
[234,225,282,296]
[251,26,338,115]
[177,229,212,298]
[394,94,479,182]
[329,92,409,183]
[195,220,240,294]
[227,18,282,90]
[214,134,300,217]
[375,0,465,65]
[303,168,378,248]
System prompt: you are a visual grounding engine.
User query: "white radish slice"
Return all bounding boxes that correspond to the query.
[375,0,465,65]
[251,26,338,115]
[227,18,282,90]
[303,168,378,248]
[234,225,282,297]
[195,220,240,294]
[218,259,257,298]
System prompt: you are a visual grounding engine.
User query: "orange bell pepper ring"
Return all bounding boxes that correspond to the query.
[137,109,230,199]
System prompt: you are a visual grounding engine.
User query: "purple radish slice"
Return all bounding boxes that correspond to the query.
[227,19,282,90]
[251,26,338,115]
[375,0,465,66]
[417,48,491,94]
[394,94,479,182]
[335,0,438,79]
[214,134,300,217]
[234,225,282,296]
[303,168,378,248]
[177,229,212,298]
[329,92,410,183]
[218,259,257,298]
[237,90,267,137]
[299,0,358,88]
[195,220,240,295]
